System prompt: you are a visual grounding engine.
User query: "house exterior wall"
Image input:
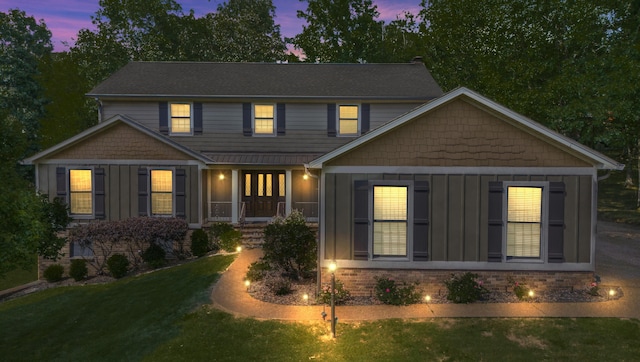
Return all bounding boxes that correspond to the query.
[291,170,319,218]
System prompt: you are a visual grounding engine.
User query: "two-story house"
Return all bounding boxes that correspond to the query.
[25,61,623,294]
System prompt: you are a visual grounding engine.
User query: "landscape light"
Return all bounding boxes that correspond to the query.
[528,290,534,298]
[244,280,250,291]
[609,289,616,297]
[328,262,337,273]
[236,246,242,253]
[425,295,431,303]
[303,293,309,303]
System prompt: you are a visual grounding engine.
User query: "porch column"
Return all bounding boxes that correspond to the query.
[286,170,292,215]
[231,169,239,224]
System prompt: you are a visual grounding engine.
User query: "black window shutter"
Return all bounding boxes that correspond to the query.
[56,167,67,199]
[242,103,252,136]
[175,169,186,218]
[353,180,369,260]
[138,168,148,216]
[487,181,504,262]
[95,168,106,219]
[413,181,430,261]
[159,102,169,135]
[361,103,370,134]
[548,182,565,263]
[193,102,203,135]
[277,103,286,135]
[327,104,337,137]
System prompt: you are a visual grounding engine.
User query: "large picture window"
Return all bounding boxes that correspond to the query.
[151,170,173,215]
[373,186,408,257]
[254,104,275,135]
[338,105,359,135]
[507,186,542,258]
[69,169,92,214]
[170,103,192,134]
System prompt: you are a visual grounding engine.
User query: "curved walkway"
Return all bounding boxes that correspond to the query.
[211,248,640,321]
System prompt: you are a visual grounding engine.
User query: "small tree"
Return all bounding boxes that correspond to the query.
[262,210,316,279]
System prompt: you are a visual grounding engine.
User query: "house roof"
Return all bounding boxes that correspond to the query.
[23,115,213,165]
[308,87,624,171]
[203,152,322,166]
[87,61,443,101]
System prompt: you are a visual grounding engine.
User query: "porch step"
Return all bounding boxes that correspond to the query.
[235,222,319,249]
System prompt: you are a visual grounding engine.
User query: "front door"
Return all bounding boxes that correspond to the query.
[242,171,285,217]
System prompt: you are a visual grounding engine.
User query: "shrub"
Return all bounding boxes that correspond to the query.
[266,274,293,296]
[245,260,272,282]
[69,259,88,281]
[262,210,316,279]
[142,244,166,269]
[43,264,65,283]
[210,222,241,252]
[444,272,489,303]
[107,254,129,278]
[319,279,351,305]
[190,229,210,257]
[374,277,422,306]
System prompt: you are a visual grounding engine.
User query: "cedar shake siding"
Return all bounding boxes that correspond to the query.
[323,173,593,265]
[50,122,193,161]
[326,99,592,168]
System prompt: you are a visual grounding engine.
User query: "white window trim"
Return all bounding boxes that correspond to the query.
[68,167,95,219]
[502,181,549,263]
[149,168,176,217]
[253,103,276,136]
[169,102,193,136]
[368,180,413,261]
[337,104,360,137]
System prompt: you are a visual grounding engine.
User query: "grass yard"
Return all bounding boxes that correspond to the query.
[0,264,37,291]
[1,254,639,361]
[598,170,640,225]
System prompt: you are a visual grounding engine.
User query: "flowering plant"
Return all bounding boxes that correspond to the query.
[443,272,489,303]
[507,276,529,300]
[375,277,422,305]
[588,275,601,296]
[319,279,351,305]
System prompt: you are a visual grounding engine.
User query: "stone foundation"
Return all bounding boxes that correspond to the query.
[321,268,595,297]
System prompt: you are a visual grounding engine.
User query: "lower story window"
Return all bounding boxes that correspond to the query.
[506,186,542,258]
[373,186,408,257]
[69,169,92,215]
[151,170,173,215]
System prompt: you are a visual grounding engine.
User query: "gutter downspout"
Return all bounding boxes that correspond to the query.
[304,163,322,295]
[94,98,103,123]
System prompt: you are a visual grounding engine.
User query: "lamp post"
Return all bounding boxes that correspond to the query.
[328,262,337,338]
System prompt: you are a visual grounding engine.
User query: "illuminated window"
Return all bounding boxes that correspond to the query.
[339,105,359,135]
[170,103,191,134]
[151,170,173,215]
[373,186,408,257]
[507,187,542,258]
[254,104,274,135]
[70,169,92,214]
[278,174,285,197]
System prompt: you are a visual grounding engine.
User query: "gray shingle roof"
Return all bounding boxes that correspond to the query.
[203,152,321,166]
[88,61,442,100]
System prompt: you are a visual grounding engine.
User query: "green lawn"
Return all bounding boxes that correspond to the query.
[1,254,639,361]
[0,257,38,291]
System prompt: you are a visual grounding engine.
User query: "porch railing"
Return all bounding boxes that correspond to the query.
[208,201,232,221]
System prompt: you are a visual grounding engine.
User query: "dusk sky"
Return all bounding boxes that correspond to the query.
[1,0,423,52]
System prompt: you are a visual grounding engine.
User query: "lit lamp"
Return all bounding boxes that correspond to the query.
[303,293,309,304]
[236,246,242,253]
[528,290,535,298]
[219,173,225,180]
[425,295,431,303]
[244,280,250,291]
[303,174,309,181]
[609,289,616,298]
[328,262,337,338]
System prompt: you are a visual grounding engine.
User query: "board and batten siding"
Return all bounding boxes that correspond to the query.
[323,172,592,265]
[38,163,200,224]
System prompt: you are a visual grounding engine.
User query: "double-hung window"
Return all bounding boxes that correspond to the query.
[254,104,275,135]
[151,170,173,215]
[506,186,543,259]
[69,169,93,215]
[373,186,408,257]
[338,105,359,136]
[170,103,192,134]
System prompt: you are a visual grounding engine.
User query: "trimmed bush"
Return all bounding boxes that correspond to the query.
[210,222,241,252]
[190,229,210,257]
[43,264,65,282]
[69,259,88,281]
[142,244,166,269]
[245,260,271,282]
[262,210,316,279]
[266,275,293,296]
[374,277,421,306]
[107,254,129,279]
[443,272,489,303]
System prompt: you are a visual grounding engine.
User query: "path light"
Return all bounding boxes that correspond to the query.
[236,246,242,253]
[609,289,616,297]
[528,290,535,298]
[303,293,309,304]
[244,280,250,291]
[425,295,431,303]
[328,262,338,338]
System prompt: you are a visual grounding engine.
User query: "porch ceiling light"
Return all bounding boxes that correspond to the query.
[303,174,309,180]
[219,173,225,180]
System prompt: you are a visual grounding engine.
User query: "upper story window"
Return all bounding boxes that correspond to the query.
[339,105,359,136]
[69,169,92,215]
[506,186,543,259]
[170,103,192,134]
[151,170,173,215]
[254,104,275,135]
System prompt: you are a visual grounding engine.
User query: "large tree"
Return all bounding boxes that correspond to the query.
[292,0,385,62]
